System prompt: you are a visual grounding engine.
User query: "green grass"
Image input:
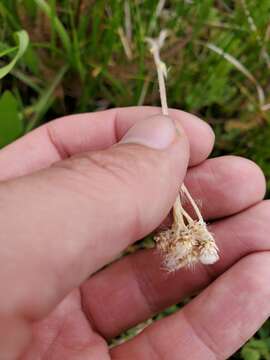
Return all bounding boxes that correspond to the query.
[1,1,270,358]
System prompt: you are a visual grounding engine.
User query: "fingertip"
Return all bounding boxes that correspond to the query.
[208,155,266,214]
[226,155,266,201]
[119,114,177,150]
[169,109,215,166]
[118,113,190,186]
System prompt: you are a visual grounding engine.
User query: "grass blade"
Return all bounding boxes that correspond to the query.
[25,65,68,132]
[34,0,71,55]
[203,42,265,107]
[0,30,29,79]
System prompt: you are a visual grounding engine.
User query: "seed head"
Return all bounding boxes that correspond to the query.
[199,245,219,265]
[154,220,219,271]
[189,221,220,265]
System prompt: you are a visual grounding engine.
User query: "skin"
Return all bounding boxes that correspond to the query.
[0,106,268,360]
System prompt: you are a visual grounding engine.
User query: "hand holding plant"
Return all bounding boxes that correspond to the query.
[0,107,267,359]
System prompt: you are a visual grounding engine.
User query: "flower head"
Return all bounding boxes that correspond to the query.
[154,220,219,271]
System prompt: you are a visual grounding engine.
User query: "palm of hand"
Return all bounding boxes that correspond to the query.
[23,290,109,359]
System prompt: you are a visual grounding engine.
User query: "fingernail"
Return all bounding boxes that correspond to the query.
[120,115,177,150]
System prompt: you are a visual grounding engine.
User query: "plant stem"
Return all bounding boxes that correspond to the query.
[181,184,204,222]
[173,194,186,229]
[147,32,169,115]
[146,31,206,229]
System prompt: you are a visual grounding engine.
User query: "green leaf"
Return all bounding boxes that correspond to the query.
[0,2,20,29]
[23,45,39,75]
[0,30,29,79]
[241,347,260,360]
[0,46,17,58]
[259,320,270,339]
[0,91,23,147]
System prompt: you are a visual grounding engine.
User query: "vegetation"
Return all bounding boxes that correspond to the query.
[1,1,270,358]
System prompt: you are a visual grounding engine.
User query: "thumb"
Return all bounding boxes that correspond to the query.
[0,114,189,320]
[58,113,189,270]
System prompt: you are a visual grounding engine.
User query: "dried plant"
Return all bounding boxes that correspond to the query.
[146,31,219,271]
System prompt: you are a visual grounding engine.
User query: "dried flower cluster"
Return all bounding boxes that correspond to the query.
[146,31,219,271]
[155,217,219,271]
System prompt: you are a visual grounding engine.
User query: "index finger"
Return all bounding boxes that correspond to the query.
[0,106,214,181]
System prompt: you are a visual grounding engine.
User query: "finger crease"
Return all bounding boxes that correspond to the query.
[130,255,159,316]
[182,309,220,360]
[46,124,70,160]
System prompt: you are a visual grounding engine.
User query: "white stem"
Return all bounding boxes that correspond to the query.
[181,184,204,222]
[149,43,169,115]
[146,32,205,229]
[181,206,194,224]
[173,194,186,229]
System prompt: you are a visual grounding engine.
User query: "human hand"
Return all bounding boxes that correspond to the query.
[0,107,267,360]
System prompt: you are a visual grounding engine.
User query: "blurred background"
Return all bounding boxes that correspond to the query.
[1,1,270,358]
